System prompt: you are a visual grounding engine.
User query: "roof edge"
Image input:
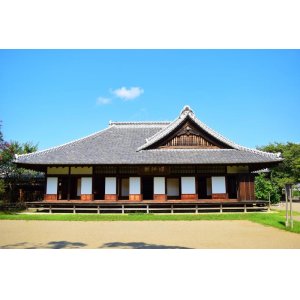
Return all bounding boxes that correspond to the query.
[15,126,113,162]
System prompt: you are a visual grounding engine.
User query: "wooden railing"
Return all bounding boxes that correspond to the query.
[26,201,269,214]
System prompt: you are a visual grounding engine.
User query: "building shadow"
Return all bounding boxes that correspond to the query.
[1,241,192,249]
[1,240,87,249]
[100,241,192,249]
[47,241,86,249]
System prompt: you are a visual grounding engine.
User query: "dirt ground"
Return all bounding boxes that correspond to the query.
[1,220,300,249]
[272,202,300,212]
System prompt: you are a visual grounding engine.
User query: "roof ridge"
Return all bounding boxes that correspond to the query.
[109,121,170,126]
[145,148,236,152]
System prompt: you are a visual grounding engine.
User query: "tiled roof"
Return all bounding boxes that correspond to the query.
[15,106,282,166]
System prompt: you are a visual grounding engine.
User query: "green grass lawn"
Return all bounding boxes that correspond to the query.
[1,209,300,234]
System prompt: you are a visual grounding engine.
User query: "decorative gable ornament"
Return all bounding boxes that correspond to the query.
[179,105,195,119]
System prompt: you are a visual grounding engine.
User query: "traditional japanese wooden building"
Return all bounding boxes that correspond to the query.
[15,106,282,205]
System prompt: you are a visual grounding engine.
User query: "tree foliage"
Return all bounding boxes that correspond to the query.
[0,122,38,202]
[257,142,300,187]
[255,173,280,204]
[0,140,38,178]
[255,142,300,203]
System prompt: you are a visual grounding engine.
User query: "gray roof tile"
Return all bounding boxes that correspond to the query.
[15,106,282,166]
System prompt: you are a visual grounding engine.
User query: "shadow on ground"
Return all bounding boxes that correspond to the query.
[0,241,87,249]
[1,241,191,249]
[100,241,191,249]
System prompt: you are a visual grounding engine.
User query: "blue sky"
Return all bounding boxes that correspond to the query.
[0,50,299,150]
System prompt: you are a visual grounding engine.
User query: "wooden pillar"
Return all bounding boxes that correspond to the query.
[67,167,71,200]
[19,189,24,202]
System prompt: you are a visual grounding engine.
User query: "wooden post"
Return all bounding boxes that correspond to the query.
[268,192,271,212]
[49,205,52,214]
[122,205,125,214]
[289,186,293,229]
[285,185,291,227]
[67,170,71,200]
[220,203,223,214]
[285,187,289,227]
[195,205,198,214]
[244,204,247,213]
[146,204,149,214]
[73,205,76,214]
[97,205,100,214]
[19,189,24,202]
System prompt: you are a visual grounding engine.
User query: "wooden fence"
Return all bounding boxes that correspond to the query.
[26,201,269,214]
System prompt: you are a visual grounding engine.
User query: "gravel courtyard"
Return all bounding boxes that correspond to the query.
[1,220,300,249]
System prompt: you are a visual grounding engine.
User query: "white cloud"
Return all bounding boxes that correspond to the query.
[96,97,111,105]
[112,86,144,100]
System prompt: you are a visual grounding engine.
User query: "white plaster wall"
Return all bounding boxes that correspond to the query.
[81,177,92,194]
[129,177,141,194]
[105,177,117,194]
[154,177,165,194]
[212,176,226,193]
[167,178,180,196]
[46,177,58,194]
[181,177,196,194]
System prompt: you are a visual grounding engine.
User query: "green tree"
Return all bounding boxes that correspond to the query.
[255,173,280,204]
[256,142,300,202]
[0,141,37,178]
[257,142,300,187]
[0,122,38,202]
